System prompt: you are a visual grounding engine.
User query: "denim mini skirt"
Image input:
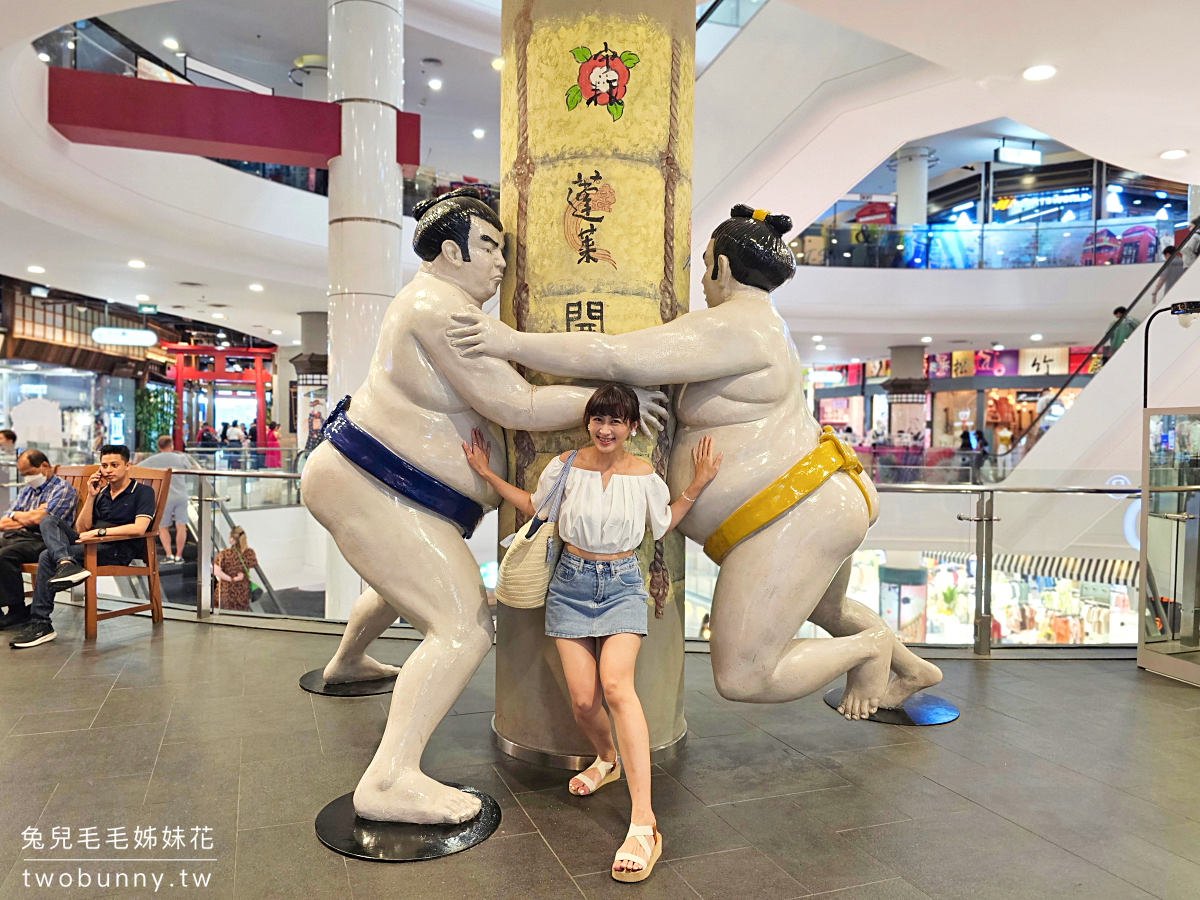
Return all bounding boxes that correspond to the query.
[545,551,649,639]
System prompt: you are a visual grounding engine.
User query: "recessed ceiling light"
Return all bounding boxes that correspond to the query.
[1160,149,1189,160]
[212,312,225,319]
[216,330,227,338]
[135,294,149,301]
[37,52,50,63]
[270,329,282,336]
[472,128,486,139]
[920,336,932,343]
[128,259,146,269]
[491,57,504,71]
[1030,333,1043,341]
[249,283,264,292]
[815,344,826,351]
[162,38,179,51]
[66,41,75,50]
[993,343,1005,351]
[850,358,861,364]
[26,265,44,274]
[1022,64,1056,81]
[811,335,823,342]
[428,78,442,90]
[292,339,302,345]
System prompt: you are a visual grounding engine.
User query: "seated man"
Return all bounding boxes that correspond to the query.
[10,445,156,649]
[0,450,77,630]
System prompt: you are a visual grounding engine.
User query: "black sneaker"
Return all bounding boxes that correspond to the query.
[47,560,90,590]
[0,606,30,630]
[10,618,56,648]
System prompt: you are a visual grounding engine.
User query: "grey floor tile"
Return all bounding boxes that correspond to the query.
[576,860,697,899]
[310,694,387,754]
[421,762,537,839]
[661,729,846,806]
[237,749,372,831]
[7,708,99,736]
[668,846,808,900]
[36,773,151,823]
[686,707,760,739]
[754,704,922,756]
[144,737,241,805]
[786,785,910,832]
[0,722,163,785]
[90,685,175,728]
[808,878,932,899]
[842,805,1154,900]
[812,748,973,820]
[239,727,323,765]
[1145,821,1200,865]
[493,756,577,795]
[345,831,578,900]
[714,795,895,895]
[163,690,316,744]
[421,711,506,769]
[519,772,746,876]
[1053,831,1200,900]
[234,821,349,900]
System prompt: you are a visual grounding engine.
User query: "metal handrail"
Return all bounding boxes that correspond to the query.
[875,484,1139,494]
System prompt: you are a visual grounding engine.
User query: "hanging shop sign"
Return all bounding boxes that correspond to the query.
[91,326,158,347]
[927,352,952,378]
[994,146,1042,166]
[1018,347,1069,376]
[951,350,976,378]
[1068,346,1102,375]
[974,349,1019,377]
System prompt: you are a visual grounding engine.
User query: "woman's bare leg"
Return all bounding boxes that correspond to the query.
[808,560,943,708]
[708,477,892,719]
[598,633,652,873]
[555,637,618,794]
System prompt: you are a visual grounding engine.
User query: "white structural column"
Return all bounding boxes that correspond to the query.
[324,0,404,619]
[1189,185,1200,225]
[894,146,931,226]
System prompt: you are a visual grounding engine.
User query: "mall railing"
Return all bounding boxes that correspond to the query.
[801,216,1186,270]
[696,0,768,77]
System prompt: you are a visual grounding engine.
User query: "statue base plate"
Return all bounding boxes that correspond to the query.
[299,668,396,697]
[822,688,960,726]
[314,784,501,862]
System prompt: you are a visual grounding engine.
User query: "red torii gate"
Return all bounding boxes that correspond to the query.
[162,344,275,451]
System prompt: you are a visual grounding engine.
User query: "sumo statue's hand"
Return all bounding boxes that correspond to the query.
[633,387,668,439]
[447,311,516,360]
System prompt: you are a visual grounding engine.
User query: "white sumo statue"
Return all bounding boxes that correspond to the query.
[302,188,662,824]
[449,204,943,718]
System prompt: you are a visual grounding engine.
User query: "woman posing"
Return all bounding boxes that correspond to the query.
[464,383,721,882]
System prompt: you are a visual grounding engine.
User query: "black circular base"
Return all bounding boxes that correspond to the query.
[299,668,396,697]
[314,784,501,862]
[823,688,960,726]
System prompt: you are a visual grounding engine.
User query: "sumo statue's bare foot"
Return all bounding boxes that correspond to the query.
[354,769,483,825]
[878,654,943,710]
[322,654,402,685]
[837,628,892,721]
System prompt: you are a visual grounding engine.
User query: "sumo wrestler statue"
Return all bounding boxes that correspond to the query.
[449,204,943,719]
[303,188,662,824]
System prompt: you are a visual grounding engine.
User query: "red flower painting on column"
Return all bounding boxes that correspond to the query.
[565,42,640,121]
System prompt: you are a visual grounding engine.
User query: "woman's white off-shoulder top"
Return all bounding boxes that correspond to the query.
[530,456,672,554]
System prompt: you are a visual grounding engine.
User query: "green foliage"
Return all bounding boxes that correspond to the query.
[565,84,582,110]
[607,99,624,121]
[134,386,174,452]
[570,46,592,63]
[619,51,639,68]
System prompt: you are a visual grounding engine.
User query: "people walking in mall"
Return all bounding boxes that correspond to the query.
[212,525,257,611]
[0,450,77,630]
[264,421,281,468]
[140,433,199,564]
[462,383,722,882]
[1108,306,1140,354]
[0,430,19,457]
[11,445,156,649]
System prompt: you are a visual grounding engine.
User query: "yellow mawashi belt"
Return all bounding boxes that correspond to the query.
[703,426,874,564]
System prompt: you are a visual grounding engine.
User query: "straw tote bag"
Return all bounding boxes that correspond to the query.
[495,450,577,609]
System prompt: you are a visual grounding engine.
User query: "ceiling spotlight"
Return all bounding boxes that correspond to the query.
[428,78,442,90]
[850,357,861,364]
[920,336,932,343]
[212,312,225,319]
[472,128,486,139]
[811,335,823,342]
[216,330,227,338]
[26,265,44,274]
[1160,149,1189,160]
[163,38,180,51]
[292,339,302,345]
[1030,333,1043,341]
[128,259,146,268]
[815,344,826,351]
[135,294,149,301]
[491,57,504,71]
[37,52,50,63]
[249,283,264,292]
[992,343,1005,351]
[270,329,282,336]
[1022,64,1056,81]
[66,41,75,50]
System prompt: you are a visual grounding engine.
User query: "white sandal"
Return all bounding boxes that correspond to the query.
[570,756,621,795]
[611,822,662,883]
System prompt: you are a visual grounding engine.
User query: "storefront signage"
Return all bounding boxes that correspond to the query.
[90,326,158,347]
[807,370,844,385]
[974,349,1019,377]
[1018,347,1069,376]
[951,350,975,378]
[994,146,1042,166]
[927,353,952,378]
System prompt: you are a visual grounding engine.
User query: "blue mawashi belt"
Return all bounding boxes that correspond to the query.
[323,396,485,538]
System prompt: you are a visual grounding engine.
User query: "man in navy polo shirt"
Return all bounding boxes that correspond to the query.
[11,445,156,648]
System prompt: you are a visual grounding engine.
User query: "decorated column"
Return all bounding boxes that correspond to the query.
[494,0,693,763]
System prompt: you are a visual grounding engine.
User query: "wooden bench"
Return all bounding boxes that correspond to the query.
[22,465,171,640]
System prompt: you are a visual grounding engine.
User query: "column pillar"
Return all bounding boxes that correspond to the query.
[895,146,931,226]
[324,0,404,620]
[494,0,693,764]
[1189,185,1200,224]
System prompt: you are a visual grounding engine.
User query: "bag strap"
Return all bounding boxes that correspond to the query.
[532,450,577,521]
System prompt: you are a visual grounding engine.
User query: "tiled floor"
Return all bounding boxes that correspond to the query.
[3,607,1200,899]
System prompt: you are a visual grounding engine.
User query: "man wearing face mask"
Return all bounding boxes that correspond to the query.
[0,450,77,629]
